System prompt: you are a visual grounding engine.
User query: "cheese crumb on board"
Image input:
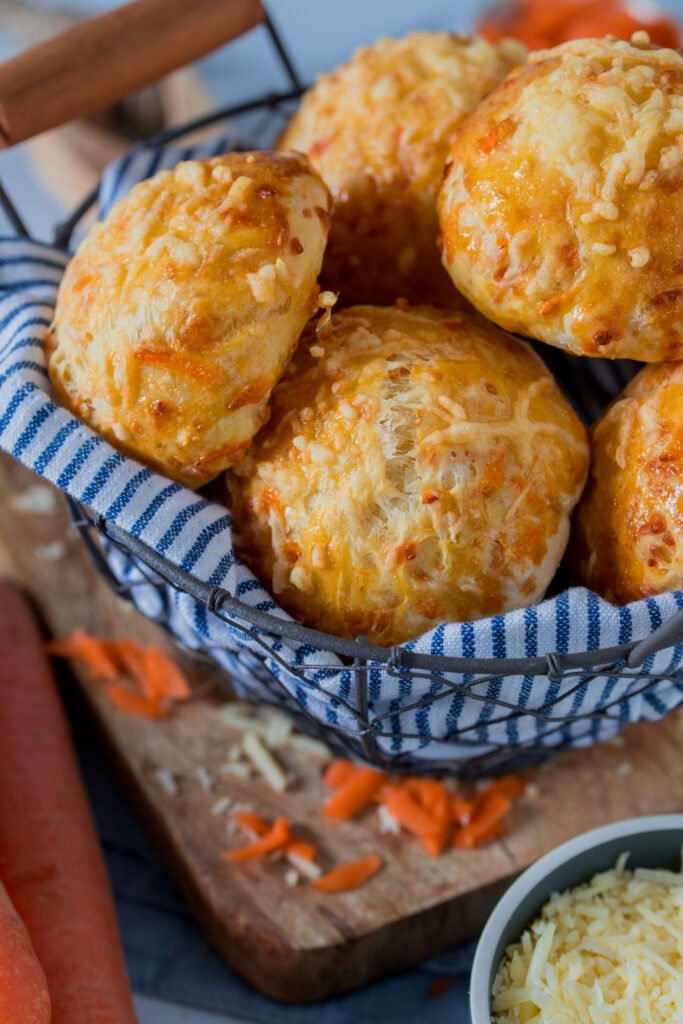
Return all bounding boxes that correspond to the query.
[154,768,178,796]
[286,851,322,881]
[220,762,253,780]
[492,854,683,1023]
[242,731,288,792]
[9,484,59,514]
[211,796,233,816]
[196,765,214,791]
[284,868,300,887]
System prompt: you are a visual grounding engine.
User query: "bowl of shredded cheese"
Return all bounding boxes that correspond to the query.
[470,814,683,1024]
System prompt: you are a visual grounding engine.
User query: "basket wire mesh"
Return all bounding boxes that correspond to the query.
[3,17,683,776]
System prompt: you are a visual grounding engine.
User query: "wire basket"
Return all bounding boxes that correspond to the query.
[2,18,683,778]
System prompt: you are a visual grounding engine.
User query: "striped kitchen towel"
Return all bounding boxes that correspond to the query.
[1,134,682,767]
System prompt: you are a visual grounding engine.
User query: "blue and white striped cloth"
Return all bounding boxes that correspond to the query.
[1,135,683,766]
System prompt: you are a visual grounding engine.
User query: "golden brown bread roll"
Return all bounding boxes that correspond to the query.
[573,361,683,603]
[280,32,525,307]
[46,151,330,488]
[439,33,683,361]
[227,304,589,645]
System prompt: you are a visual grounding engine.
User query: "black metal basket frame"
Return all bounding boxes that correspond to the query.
[2,15,683,775]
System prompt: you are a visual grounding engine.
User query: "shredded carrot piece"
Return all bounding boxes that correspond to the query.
[111,640,150,695]
[223,817,292,862]
[47,629,192,716]
[323,760,363,788]
[104,684,166,719]
[311,854,382,892]
[422,831,449,858]
[382,788,442,839]
[232,810,270,836]
[287,840,316,862]
[426,975,455,999]
[452,793,512,850]
[141,645,190,701]
[322,768,387,821]
[46,629,118,681]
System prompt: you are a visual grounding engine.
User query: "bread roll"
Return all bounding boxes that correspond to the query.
[228,303,588,645]
[439,33,683,360]
[47,151,330,487]
[281,32,525,307]
[573,361,683,602]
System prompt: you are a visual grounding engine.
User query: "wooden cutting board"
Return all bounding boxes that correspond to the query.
[1,449,682,1004]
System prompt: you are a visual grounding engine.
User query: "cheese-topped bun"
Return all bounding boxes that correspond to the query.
[227,304,589,645]
[280,32,525,307]
[439,33,683,361]
[573,362,683,603]
[46,152,330,488]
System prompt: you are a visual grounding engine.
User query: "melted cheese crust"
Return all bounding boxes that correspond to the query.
[47,151,330,487]
[573,360,683,602]
[439,34,683,360]
[281,32,525,307]
[227,304,588,646]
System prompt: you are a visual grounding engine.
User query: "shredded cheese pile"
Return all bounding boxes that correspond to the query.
[493,853,683,1023]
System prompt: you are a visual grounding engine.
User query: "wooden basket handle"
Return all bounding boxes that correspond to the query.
[0,0,265,149]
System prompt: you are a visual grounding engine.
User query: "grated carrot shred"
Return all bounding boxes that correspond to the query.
[232,810,270,836]
[223,817,292,862]
[323,760,363,788]
[311,854,382,892]
[104,684,167,719]
[322,768,387,821]
[45,628,118,681]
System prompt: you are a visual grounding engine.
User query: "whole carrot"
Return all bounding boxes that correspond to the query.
[0,874,50,1024]
[0,582,138,1024]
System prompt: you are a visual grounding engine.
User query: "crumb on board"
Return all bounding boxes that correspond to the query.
[196,765,213,791]
[616,761,633,775]
[9,484,59,514]
[242,731,288,793]
[284,868,300,887]
[155,768,178,796]
[220,762,253,780]
[211,796,233,816]
[377,804,401,835]
[286,851,322,881]
[34,541,67,561]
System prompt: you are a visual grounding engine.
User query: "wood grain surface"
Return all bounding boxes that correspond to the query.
[1,449,682,1002]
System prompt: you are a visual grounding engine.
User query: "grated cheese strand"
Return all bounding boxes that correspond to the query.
[493,858,683,1023]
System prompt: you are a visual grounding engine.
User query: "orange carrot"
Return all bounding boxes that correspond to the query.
[287,840,316,862]
[111,639,150,694]
[471,775,524,816]
[47,630,191,710]
[453,793,512,850]
[45,627,118,681]
[0,582,137,1023]
[105,683,166,719]
[223,816,292,862]
[422,832,449,858]
[323,759,363,788]
[382,787,441,839]
[426,975,455,999]
[0,874,51,1024]
[139,645,190,702]
[232,810,270,836]
[311,854,382,892]
[322,768,387,821]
